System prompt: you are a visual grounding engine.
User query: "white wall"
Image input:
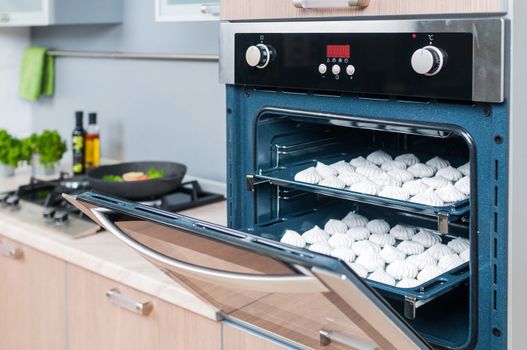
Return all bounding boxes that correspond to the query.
[0,28,32,137]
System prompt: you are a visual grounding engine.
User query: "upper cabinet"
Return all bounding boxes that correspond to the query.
[156,0,220,22]
[221,0,507,21]
[0,0,122,27]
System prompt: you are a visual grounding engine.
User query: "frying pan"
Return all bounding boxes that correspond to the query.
[87,161,187,200]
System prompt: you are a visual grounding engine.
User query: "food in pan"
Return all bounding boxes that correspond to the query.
[319,176,346,189]
[356,164,385,178]
[101,167,166,182]
[395,153,420,167]
[366,219,391,235]
[427,243,455,260]
[308,242,333,255]
[436,166,464,181]
[458,162,470,176]
[368,269,396,286]
[421,175,451,190]
[279,230,306,248]
[438,254,464,271]
[302,225,329,244]
[459,249,470,263]
[379,245,406,264]
[418,265,446,283]
[369,233,396,247]
[412,228,442,248]
[426,156,451,171]
[346,227,370,241]
[396,278,421,288]
[371,173,402,187]
[397,240,425,256]
[407,163,436,178]
[389,224,416,241]
[330,247,356,263]
[342,211,369,228]
[435,183,467,203]
[367,150,393,165]
[447,237,471,254]
[410,188,445,207]
[379,186,411,201]
[324,219,348,235]
[386,260,419,280]
[350,156,374,168]
[381,160,407,171]
[387,168,414,183]
[338,170,364,186]
[455,176,471,195]
[406,252,437,271]
[328,233,354,249]
[349,180,379,195]
[315,161,338,178]
[349,263,369,278]
[357,252,386,272]
[352,240,381,256]
[330,160,355,174]
[293,166,322,184]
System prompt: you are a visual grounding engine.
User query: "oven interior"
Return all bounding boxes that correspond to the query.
[241,111,474,348]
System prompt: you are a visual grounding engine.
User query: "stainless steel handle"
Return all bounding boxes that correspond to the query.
[106,288,154,316]
[0,242,23,259]
[200,3,220,15]
[320,330,377,350]
[92,208,328,294]
[293,0,370,9]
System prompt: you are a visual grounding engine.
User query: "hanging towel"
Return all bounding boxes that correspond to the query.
[18,47,55,102]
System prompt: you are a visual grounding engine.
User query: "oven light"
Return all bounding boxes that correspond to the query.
[293,0,366,9]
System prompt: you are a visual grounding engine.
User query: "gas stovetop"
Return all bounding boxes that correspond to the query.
[0,173,224,239]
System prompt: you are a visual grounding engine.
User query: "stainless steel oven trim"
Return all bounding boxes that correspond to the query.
[220,18,504,103]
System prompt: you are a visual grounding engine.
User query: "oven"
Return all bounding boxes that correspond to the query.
[68,18,507,350]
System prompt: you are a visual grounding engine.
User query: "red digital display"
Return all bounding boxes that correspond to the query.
[326,45,350,58]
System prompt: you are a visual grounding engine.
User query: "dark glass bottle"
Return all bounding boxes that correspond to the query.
[72,111,86,175]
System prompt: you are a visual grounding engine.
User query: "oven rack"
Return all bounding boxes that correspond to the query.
[247,202,470,319]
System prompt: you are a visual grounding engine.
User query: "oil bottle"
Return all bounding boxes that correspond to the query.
[85,112,100,170]
[72,111,86,175]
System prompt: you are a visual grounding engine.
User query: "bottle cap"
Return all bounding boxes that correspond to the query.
[88,113,97,125]
[75,111,84,127]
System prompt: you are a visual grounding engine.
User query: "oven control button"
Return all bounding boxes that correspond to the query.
[346,65,356,76]
[318,64,327,74]
[411,46,446,76]
[332,64,341,75]
[245,44,273,69]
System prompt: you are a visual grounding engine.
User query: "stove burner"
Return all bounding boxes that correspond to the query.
[54,211,69,226]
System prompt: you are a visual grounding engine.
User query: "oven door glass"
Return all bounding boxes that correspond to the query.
[67,192,431,350]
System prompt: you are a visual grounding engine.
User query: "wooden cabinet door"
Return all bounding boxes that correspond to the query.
[0,235,66,350]
[223,324,290,350]
[221,0,506,21]
[67,264,221,350]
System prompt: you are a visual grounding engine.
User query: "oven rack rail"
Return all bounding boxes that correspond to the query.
[247,202,470,319]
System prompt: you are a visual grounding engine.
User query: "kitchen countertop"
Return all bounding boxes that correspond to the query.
[0,168,225,321]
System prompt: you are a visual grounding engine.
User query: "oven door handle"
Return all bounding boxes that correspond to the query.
[91,208,329,294]
[293,0,370,9]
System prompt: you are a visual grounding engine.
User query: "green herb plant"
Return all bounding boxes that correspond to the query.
[0,129,25,168]
[23,130,67,167]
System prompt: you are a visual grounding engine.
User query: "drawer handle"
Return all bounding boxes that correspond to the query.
[106,288,154,316]
[0,242,23,259]
[293,0,370,9]
[200,3,220,15]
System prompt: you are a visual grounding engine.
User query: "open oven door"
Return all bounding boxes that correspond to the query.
[66,192,432,350]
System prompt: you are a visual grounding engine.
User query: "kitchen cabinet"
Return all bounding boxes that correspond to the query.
[223,324,291,350]
[156,0,220,22]
[0,0,122,27]
[66,264,221,350]
[221,0,506,21]
[0,235,66,350]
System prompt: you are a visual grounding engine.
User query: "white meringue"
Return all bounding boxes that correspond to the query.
[410,188,445,207]
[407,163,436,178]
[436,166,464,182]
[397,278,421,289]
[366,219,391,235]
[386,260,419,280]
[381,160,407,171]
[356,165,385,178]
[331,247,356,263]
[324,219,348,235]
[395,153,420,167]
[346,227,371,241]
[418,265,446,283]
[356,252,385,272]
[459,249,470,263]
[406,252,437,270]
[427,243,454,261]
[315,161,338,179]
[328,233,354,249]
[426,156,451,171]
[435,183,467,203]
[349,180,379,195]
[319,176,346,190]
[308,242,333,255]
[379,186,410,201]
[412,229,442,248]
[338,170,365,186]
[349,263,369,278]
[294,167,322,184]
[302,225,330,244]
[458,162,470,176]
[390,224,416,241]
[447,237,470,254]
[388,168,414,183]
[455,176,471,195]
[280,230,306,248]
[352,240,381,256]
[380,245,406,264]
[397,240,425,256]
[330,160,356,175]
[371,173,402,187]
[368,269,396,286]
[367,150,393,165]
[402,179,430,196]
[369,233,396,247]
[438,254,464,271]
[421,176,451,190]
[342,212,369,228]
[350,156,374,168]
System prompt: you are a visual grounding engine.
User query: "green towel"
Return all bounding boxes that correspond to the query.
[18,47,54,102]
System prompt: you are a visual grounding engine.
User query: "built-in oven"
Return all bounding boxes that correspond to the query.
[67,18,507,350]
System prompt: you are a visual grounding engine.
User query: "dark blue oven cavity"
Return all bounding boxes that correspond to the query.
[226,86,508,349]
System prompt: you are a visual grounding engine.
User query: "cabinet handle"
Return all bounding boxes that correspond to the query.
[0,14,10,23]
[106,288,154,316]
[293,0,370,9]
[200,3,220,16]
[0,242,23,259]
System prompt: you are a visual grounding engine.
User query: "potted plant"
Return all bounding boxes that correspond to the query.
[23,130,67,176]
[0,129,25,178]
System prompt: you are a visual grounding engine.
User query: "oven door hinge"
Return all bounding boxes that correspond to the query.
[246,175,269,192]
[437,211,450,234]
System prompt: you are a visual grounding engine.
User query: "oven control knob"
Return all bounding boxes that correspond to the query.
[411,46,446,76]
[245,44,274,69]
